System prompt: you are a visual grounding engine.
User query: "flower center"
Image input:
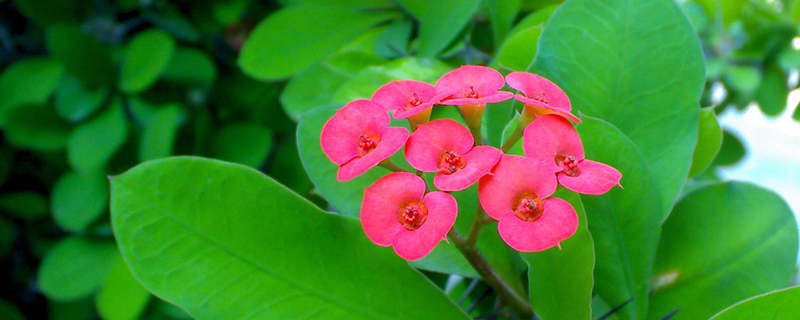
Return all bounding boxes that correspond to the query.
[405,92,423,110]
[358,134,380,157]
[438,150,467,175]
[514,193,543,222]
[556,155,580,177]
[531,91,547,103]
[398,201,428,230]
[465,85,480,99]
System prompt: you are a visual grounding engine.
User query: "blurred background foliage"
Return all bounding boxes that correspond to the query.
[0,0,797,319]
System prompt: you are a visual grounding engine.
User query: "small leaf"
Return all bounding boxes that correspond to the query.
[3,104,71,151]
[755,64,788,116]
[710,286,800,319]
[393,0,429,18]
[0,299,25,320]
[723,65,761,97]
[111,157,470,320]
[14,0,77,26]
[119,29,176,93]
[51,171,109,233]
[488,0,521,48]
[140,105,183,162]
[238,6,395,80]
[38,237,117,301]
[280,63,350,121]
[0,191,48,220]
[210,123,273,168]
[713,129,746,167]
[0,58,63,124]
[375,18,413,59]
[68,99,128,172]
[96,253,151,320]
[162,48,217,89]
[54,75,109,122]
[417,0,480,57]
[495,26,541,71]
[331,57,450,103]
[46,23,115,87]
[649,182,798,319]
[688,108,722,177]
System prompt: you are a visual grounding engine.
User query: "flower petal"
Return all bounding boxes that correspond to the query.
[436,65,508,101]
[478,154,560,220]
[321,100,390,165]
[558,159,622,195]
[404,119,473,172]
[439,91,514,106]
[514,96,581,123]
[497,197,578,252]
[337,126,409,181]
[393,191,458,260]
[372,80,438,112]
[434,146,502,191]
[522,114,585,164]
[505,72,572,112]
[361,172,426,246]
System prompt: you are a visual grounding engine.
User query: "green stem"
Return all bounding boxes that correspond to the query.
[468,122,483,146]
[501,122,525,153]
[448,228,533,318]
[378,159,406,172]
[464,206,490,249]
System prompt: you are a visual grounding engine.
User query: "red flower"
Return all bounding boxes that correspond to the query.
[478,155,578,252]
[372,80,451,120]
[361,172,458,260]
[320,100,409,181]
[405,119,502,191]
[523,115,622,195]
[505,72,580,123]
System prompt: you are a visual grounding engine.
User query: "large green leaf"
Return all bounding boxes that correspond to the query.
[38,237,117,301]
[495,26,541,71]
[46,23,114,87]
[238,5,394,80]
[533,0,705,212]
[51,171,109,233]
[119,29,176,94]
[521,189,594,320]
[688,108,722,178]
[417,0,480,57]
[710,286,800,319]
[111,157,470,319]
[0,58,63,124]
[68,99,128,172]
[649,182,798,320]
[488,0,522,49]
[96,253,151,320]
[577,117,663,320]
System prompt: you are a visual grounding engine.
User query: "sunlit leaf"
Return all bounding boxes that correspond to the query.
[688,108,722,178]
[38,237,117,301]
[710,286,800,319]
[418,0,480,57]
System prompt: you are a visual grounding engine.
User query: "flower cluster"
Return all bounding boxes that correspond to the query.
[320,65,622,260]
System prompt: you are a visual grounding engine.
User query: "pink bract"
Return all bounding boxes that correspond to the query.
[478,154,577,252]
[436,65,513,106]
[372,80,452,119]
[361,172,458,260]
[505,72,580,123]
[320,100,409,181]
[405,119,502,191]
[522,115,622,195]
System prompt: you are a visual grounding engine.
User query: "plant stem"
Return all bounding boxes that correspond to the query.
[378,159,406,172]
[448,228,533,318]
[501,122,524,152]
[464,206,490,249]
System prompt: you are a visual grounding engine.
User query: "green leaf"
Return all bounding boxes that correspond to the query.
[577,117,664,320]
[266,140,314,195]
[51,171,109,233]
[111,157,470,320]
[278,0,392,8]
[55,76,109,122]
[3,104,71,151]
[418,0,480,57]
[710,286,800,319]
[495,26,542,71]
[210,123,273,168]
[68,99,128,172]
[144,11,201,43]
[96,253,151,320]
[755,64,788,116]
[393,0,428,18]
[488,0,521,48]
[724,65,761,97]
[649,182,798,320]
[688,108,723,178]
[533,0,705,214]
[13,0,77,26]
[0,191,48,220]
[162,48,217,89]
[46,23,114,87]
[695,0,745,26]
[0,299,25,320]
[777,49,800,70]
[0,58,63,124]
[375,18,413,59]
[119,29,176,94]
[280,64,350,121]
[331,57,450,104]
[140,105,183,162]
[238,6,394,80]
[713,129,746,167]
[521,189,594,320]
[38,237,117,301]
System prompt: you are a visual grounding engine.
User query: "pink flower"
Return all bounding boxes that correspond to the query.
[361,172,458,260]
[405,119,502,191]
[478,154,578,252]
[372,80,451,120]
[523,115,622,195]
[320,100,409,181]
[436,65,514,106]
[505,72,580,123]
